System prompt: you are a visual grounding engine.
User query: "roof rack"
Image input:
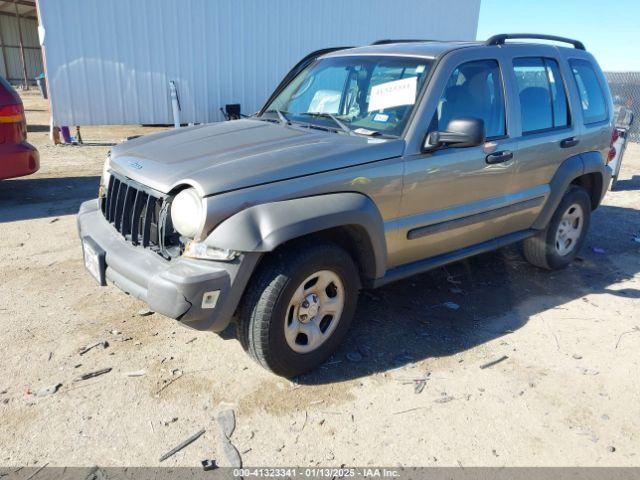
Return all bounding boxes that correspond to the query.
[485,34,585,50]
[371,39,433,45]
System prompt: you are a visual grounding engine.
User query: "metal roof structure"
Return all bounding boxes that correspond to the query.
[0,0,36,19]
[0,0,41,87]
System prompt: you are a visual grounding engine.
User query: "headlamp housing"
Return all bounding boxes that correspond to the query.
[170,188,203,239]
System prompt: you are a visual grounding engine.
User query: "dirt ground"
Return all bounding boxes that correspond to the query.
[1,90,639,468]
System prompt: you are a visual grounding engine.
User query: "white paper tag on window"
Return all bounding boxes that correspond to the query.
[368,77,417,112]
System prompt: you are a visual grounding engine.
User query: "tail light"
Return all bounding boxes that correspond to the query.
[607,128,621,164]
[0,103,25,123]
[0,103,26,143]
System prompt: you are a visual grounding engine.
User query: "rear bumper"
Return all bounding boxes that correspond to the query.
[77,199,260,332]
[0,141,39,180]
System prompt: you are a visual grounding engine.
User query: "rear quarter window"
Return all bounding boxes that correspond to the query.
[569,59,608,124]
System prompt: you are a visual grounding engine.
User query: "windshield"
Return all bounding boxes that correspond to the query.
[263,55,432,137]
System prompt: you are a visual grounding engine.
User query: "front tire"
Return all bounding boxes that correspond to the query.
[523,186,591,270]
[237,242,360,377]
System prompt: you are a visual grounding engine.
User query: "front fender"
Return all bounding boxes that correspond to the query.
[204,192,387,279]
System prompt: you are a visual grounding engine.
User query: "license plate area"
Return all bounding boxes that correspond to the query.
[82,236,106,286]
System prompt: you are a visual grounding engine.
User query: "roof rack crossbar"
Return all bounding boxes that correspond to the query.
[485,33,585,50]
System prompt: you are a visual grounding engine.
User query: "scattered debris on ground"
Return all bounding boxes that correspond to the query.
[435,394,455,404]
[137,308,154,317]
[156,369,183,396]
[615,326,640,349]
[479,355,509,369]
[393,407,427,415]
[34,383,62,397]
[201,459,218,471]
[74,368,112,382]
[217,408,242,468]
[159,428,206,462]
[78,340,109,355]
[401,372,431,394]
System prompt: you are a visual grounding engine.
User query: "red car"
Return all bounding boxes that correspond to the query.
[0,75,39,180]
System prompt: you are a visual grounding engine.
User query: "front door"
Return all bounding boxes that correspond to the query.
[393,57,536,267]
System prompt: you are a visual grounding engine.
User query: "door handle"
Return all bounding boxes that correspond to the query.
[560,136,579,148]
[485,150,513,164]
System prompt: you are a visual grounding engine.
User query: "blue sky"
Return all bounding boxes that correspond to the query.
[477,0,639,71]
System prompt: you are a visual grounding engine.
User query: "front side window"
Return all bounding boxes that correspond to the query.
[513,57,570,134]
[569,59,608,124]
[263,56,431,136]
[433,59,506,139]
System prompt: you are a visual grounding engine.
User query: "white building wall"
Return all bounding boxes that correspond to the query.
[38,0,480,125]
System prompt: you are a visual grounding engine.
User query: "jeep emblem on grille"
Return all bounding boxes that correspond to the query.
[129,161,143,170]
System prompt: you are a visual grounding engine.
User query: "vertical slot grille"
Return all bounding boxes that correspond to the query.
[100,173,165,252]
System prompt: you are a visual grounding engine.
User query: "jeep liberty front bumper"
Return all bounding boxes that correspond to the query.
[76,199,260,331]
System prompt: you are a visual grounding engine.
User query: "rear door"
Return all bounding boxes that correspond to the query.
[504,46,582,208]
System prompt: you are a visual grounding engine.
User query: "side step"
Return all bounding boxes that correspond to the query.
[371,229,537,288]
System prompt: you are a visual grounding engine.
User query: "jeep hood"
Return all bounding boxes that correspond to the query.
[109,119,404,195]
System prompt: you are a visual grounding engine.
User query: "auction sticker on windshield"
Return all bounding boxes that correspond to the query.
[368,76,417,112]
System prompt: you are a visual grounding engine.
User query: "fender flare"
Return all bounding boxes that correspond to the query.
[532,151,608,230]
[204,192,388,279]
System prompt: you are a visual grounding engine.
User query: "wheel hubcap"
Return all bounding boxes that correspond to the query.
[284,270,345,354]
[555,203,584,256]
[298,294,320,323]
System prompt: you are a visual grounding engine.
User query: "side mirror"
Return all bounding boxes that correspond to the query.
[424,117,486,151]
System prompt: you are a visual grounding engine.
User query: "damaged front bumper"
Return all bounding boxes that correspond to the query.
[76,199,260,331]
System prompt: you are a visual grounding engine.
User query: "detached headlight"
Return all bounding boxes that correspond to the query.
[183,241,238,261]
[171,188,203,238]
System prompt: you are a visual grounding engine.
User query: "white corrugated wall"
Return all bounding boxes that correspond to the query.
[38,0,480,125]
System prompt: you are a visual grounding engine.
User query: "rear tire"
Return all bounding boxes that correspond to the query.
[237,242,360,377]
[523,186,591,270]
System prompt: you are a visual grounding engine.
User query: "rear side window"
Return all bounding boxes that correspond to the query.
[435,59,506,138]
[513,57,569,134]
[569,59,608,124]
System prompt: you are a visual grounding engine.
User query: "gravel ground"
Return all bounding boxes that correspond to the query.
[1,90,639,467]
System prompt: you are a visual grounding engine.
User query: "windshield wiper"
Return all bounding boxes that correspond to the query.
[301,112,356,136]
[262,109,290,125]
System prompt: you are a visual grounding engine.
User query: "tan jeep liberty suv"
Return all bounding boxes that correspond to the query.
[78,34,615,376]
